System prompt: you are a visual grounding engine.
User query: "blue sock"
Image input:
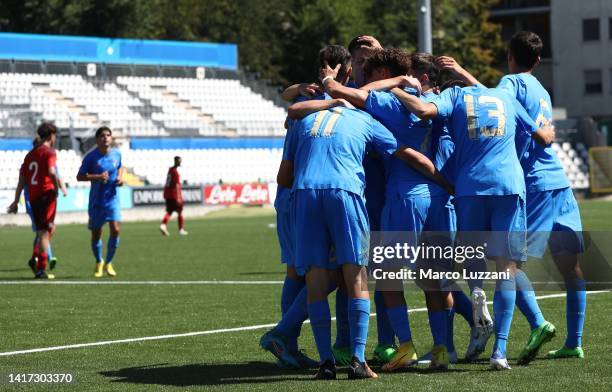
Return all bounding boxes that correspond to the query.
[281,277,304,315]
[428,310,447,347]
[276,286,307,352]
[334,290,350,348]
[466,258,487,292]
[452,290,474,327]
[106,236,120,263]
[446,309,456,352]
[386,304,412,344]
[308,299,334,362]
[349,298,370,362]
[91,239,103,263]
[374,290,395,346]
[47,243,53,259]
[565,278,586,348]
[492,277,516,355]
[515,270,545,330]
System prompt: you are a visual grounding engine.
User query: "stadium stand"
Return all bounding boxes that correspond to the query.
[0,33,597,191]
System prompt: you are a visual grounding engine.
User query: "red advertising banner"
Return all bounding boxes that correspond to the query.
[203,183,270,205]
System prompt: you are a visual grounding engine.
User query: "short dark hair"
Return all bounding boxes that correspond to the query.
[95,126,112,138]
[318,45,351,80]
[174,156,181,160]
[411,52,438,84]
[440,79,467,91]
[509,31,543,69]
[348,36,378,55]
[36,122,57,140]
[363,48,411,79]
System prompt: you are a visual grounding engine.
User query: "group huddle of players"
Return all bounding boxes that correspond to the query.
[259,32,586,380]
[7,126,187,279]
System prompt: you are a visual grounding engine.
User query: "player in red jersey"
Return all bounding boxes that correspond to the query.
[160,156,188,236]
[7,123,60,279]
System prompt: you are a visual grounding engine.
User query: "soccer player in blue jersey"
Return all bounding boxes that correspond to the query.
[392,80,555,370]
[277,54,450,380]
[320,48,457,371]
[499,32,586,361]
[77,126,123,278]
[260,46,351,370]
[278,36,398,367]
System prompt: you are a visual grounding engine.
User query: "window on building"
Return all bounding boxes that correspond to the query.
[609,18,612,39]
[584,69,602,94]
[583,18,600,41]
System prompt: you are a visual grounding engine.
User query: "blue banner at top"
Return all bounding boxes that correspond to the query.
[0,33,237,69]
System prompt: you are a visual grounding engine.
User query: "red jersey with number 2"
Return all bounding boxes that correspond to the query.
[164,167,182,201]
[20,145,57,201]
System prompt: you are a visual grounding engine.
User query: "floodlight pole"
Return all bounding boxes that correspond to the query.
[418,0,432,53]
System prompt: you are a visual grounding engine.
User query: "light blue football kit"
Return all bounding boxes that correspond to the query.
[430,84,540,357]
[78,147,122,264]
[498,73,585,349]
[284,107,398,275]
[498,73,583,258]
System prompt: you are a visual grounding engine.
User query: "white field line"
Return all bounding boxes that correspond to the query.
[0,290,608,357]
[0,280,285,285]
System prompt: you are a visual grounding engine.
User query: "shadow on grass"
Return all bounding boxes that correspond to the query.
[100,362,311,386]
[238,271,284,276]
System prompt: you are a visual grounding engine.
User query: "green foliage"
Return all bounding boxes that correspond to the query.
[0,0,504,86]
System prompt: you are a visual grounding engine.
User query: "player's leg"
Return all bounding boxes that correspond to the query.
[31,192,56,279]
[547,187,586,359]
[177,202,187,235]
[378,198,418,372]
[332,271,352,365]
[455,196,494,340]
[160,199,172,236]
[366,197,396,363]
[488,195,528,370]
[515,190,558,364]
[306,267,336,379]
[490,257,518,370]
[91,227,104,277]
[548,252,585,359]
[326,189,377,379]
[104,220,120,277]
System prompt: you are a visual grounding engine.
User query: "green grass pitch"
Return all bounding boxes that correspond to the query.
[0,201,611,391]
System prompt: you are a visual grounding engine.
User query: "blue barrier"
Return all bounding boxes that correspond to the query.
[0,33,237,69]
[130,137,285,150]
[0,139,32,151]
[57,187,133,212]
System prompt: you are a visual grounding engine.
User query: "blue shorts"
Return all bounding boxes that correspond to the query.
[526,187,584,258]
[276,205,295,265]
[455,195,527,262]
[293,189,369,276]
[381,195,455,270]
[88,204,121,230]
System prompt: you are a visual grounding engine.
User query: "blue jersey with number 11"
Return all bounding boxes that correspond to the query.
[430,85,538,197]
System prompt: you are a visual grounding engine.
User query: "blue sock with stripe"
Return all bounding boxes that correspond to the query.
[374,290,395,346]
[492,277,516,355]
[91,239,103,263]
[349,298,370,362]
[515,270,545,330]
[308,299,334,362]
[106,236,119,263]
[428,310,447,347]
[565,278,586,348]
[281,277,304,315]
[386,304,412,344]
[452,290,474,327]
[334,290,350,348]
